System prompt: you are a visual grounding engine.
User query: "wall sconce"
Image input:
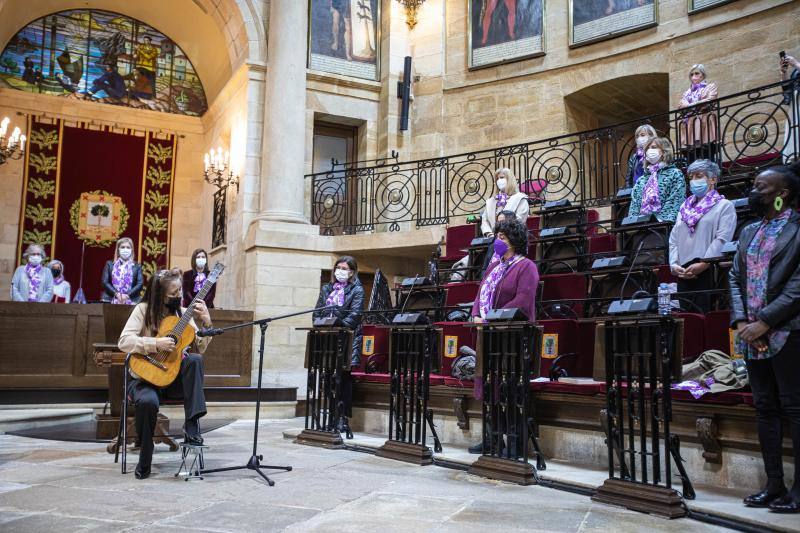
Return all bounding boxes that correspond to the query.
[397,0,426,30]
[0,117,26,166]
[203,146,239,248]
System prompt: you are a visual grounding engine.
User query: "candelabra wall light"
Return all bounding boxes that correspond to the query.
[203,147,239,248]
[0,117,26,166]
[397,0,426,30]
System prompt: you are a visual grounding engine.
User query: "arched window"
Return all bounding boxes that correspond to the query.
[0,9,207,116]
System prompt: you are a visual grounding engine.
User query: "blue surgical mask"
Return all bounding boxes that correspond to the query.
[493,238,509,257]
[690,179,708,198]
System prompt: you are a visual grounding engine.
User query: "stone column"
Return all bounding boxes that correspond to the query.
[258,0,308,223]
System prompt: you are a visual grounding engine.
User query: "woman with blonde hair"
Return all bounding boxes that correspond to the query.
[625,124,658,188]
[11,243,53,302]
[480,168,529,237]
[101,237,143,304]
[628,137,686,223]
[48,259,71,303]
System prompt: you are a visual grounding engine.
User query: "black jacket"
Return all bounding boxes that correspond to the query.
[101,260,144,303]
[313,279,365,366]
[182,269,216,308]
[729,211,800,331]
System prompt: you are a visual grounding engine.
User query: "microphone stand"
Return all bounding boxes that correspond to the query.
[199,305,336,486]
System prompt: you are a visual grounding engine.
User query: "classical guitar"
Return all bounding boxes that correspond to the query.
[129,263,224,388]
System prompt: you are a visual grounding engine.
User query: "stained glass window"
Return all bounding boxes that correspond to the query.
[0,9,208,116]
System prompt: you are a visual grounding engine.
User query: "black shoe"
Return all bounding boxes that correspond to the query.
[183,432,204,446]
[468,442,484,454]
[744,488,787,507]
[769,494,800,513]
[134,465,150,480]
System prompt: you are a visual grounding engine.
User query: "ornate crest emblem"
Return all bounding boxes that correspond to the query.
[69,189,129,247]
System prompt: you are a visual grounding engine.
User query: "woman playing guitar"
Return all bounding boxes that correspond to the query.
[118,268,212,479]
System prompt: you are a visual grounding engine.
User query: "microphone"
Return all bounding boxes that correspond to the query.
[618,240,644,302]
[399,274,421,315]
[393,274,428,325]
[197,327,224,337]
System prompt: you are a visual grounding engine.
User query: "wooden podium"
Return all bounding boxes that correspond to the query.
[467,321,545,485]
[294,327,353,449]
[375,324,442,465]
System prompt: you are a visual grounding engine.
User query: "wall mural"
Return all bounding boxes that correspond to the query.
[308,0,380,81]
[0,9,207,116]
[469,0,545,69]
[570,0,657,48]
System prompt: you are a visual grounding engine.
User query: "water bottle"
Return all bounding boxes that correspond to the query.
[657,283,671,316]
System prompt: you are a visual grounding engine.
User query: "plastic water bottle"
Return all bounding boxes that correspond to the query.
[658,283,671,316]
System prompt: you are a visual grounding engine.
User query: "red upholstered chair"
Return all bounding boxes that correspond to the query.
[705,310,735,356]
[441,224,477,262]
[539,273,587,318]
[586,209,600,236]
[526,216,540,239]
[521,179,547,204]
[434,321,477,377]
[358,325,389,373]
[588,234,615,256]
[537,319,576,378]
[674,312,706,362]
[444,281,480,306]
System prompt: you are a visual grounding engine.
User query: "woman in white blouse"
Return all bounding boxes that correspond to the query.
[668,159,736,312]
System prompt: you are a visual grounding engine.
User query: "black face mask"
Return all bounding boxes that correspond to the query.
[51,268,61,278]
[166,296,182,311]
[748,189,770,217]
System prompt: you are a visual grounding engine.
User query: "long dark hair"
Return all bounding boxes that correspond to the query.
[142,268,182,334]
[330,255,358,284]
[190,248,209,273]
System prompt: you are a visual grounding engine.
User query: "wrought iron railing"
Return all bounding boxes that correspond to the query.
[309,79,798,235]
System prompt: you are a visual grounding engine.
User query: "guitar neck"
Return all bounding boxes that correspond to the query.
[173,276,215,335]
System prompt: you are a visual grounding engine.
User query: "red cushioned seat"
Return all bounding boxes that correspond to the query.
[529,380,604,396]
[441,224,476,262]
[721,152,781,169]
[526,216,540,239]
[674,312,706,362]
[589,234,615,255]
[444,281,479,306]
[426,374,447,386]
[608,382,750,406]
[540,273,588,317]
[705,310,734,355]
[441,376,474,388]
[586,209,600,237]
[352,372,391,384]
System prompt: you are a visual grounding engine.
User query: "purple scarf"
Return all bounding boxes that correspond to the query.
[738,210,792,360]
[495,192,508,211]
[193,271,207,293]
[111,259,134,305]
[25,263,42,302]
[325,281,347,307]
[477,254,522,318]
[679,189,723,234]
[640,162,665,215]
[684,81,708,105]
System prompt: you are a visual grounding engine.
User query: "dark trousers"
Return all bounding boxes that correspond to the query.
[338,370,353,419]
[677,268,714,313]
[746,331,800,489]
[127,353,207,471]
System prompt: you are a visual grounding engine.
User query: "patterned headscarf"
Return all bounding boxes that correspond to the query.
[679,189,723,234]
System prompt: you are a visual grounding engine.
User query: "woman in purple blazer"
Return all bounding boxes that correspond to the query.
[471,218,539,322]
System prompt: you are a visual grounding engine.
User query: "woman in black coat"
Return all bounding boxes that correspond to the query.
[313,255,364,420]
[101,237,143,304]
[729,162,800,514]
[182,248,216,308]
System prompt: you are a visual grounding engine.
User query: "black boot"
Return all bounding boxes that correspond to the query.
[769,494,800,513]
[744,479,786,508]
[468,441,484,454]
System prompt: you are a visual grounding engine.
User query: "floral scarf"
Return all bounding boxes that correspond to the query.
[640,162,665,215]
[684,81,708,105]
[325,281,347,307]
[193,271,207,294]
[738,209,792,360]
[477,254,522,318]
[111,258,134,305]
[679,189,723,234]
[495,192,508,212]
[25,263,42,302]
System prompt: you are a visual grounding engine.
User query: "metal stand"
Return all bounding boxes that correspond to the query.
[176,443,207,480]
[199,306,333,486]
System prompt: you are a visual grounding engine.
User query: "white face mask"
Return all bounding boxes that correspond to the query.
[28,254,42,266]
[496,178,508,191]
[196,258,207,269]
[645,149,662,165]
[636,136,650,148]
[334,268,351,282]
[119,247,132,260]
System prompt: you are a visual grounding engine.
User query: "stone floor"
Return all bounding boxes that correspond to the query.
[0,417,778,532]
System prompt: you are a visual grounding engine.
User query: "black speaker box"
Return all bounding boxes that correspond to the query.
[485,307,527,321]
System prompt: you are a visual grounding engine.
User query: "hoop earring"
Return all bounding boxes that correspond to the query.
[774,196,784,211]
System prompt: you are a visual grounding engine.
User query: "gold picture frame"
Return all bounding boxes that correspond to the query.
[467,0,546,70]
[569,0,658,48]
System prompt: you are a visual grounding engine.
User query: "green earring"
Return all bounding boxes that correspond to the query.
[774,196,784,211]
